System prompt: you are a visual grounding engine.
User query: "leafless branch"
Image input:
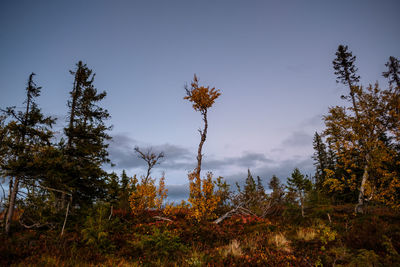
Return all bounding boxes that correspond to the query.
[153,215,173,222]
[134,146,164,182]
[61,202,70,236]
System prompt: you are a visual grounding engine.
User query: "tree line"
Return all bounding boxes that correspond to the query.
[0,46,399,237]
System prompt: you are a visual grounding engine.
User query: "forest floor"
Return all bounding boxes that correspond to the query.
[1,204,400,266]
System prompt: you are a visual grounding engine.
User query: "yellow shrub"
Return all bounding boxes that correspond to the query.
[188,171,221,221]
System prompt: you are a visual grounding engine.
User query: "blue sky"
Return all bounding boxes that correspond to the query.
[1,1,399,200]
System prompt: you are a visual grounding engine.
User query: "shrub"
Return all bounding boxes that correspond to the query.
[130,227,187,263]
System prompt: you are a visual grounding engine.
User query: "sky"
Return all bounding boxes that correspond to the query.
[1,1,399,201]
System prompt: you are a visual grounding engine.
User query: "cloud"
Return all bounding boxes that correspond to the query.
[107,133,316,190]
[203,152,273,170]
[165,184,190,202]
[281,131,313,147]
[108,133,194,171]
[109,133,275,174]
[223,155,314,187]
[299,114,324,128]
[107,133,141,169]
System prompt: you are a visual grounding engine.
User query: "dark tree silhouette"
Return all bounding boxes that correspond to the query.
[383,56,400,89]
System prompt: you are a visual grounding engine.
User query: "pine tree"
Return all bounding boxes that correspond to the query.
[383,56,400,89]
[1,73,55,234]
[63,61,111,207]
[118,170,131,212]
[333,44,361,115]
[286,168,312,217]
[269,175,284,204]
[312,132,328,190]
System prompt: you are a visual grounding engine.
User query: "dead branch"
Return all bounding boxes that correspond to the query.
[108,205,113,221]
[60,202,70,236]
[213,206,255,224]
[153,215,173,222]
[20,181,72,197]
[19,212,55,229]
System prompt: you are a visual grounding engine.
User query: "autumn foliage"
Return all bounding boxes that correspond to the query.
[187,171,221,221]
[129,174,168,215]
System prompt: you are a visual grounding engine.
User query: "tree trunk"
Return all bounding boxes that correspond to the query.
[196,110,208,178]
[5,177,19,234]
[355,163,368,214]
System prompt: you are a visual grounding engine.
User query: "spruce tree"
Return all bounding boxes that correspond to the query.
[312,132,328,190]
[268,175,284,204]
[63,61,111,207]
[1,73,55,234]
[383,56,400,89]
[286,168,311,217]
[333,44,361,116]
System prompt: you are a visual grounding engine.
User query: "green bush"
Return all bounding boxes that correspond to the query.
[130,226,188,262]
[81,203,115,252]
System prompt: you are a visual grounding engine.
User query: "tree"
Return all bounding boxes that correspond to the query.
[129,147,167,215]
[184,74,221,221]
[333,44,360,115]
[383,56,400,89]
[63,61,111,207]
[118,170,132,212]
[106,172,120,205]
[269,175,284,205]
[1,73,55,234]
[286,168,312,217]
[332,45,372,213]
[232,170,271,217]
[324,84,399,210]
[184,74,221,178]
[134,146,164,183]
[312,132,328,190]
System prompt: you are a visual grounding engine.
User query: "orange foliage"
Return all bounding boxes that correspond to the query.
[323,84,400,208]
[183,74,221,113]
[129,174,168,215]
[188,171,221,221]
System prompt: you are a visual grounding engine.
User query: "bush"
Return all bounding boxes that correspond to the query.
[81,203,116,252]
[129,226,187,263]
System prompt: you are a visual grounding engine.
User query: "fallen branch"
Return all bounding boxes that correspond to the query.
[19,220,54,229]
[213,206,255,224]
[19,213,55,229]
[153,215,173,222]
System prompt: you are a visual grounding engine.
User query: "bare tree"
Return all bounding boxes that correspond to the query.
[134,146,164,183]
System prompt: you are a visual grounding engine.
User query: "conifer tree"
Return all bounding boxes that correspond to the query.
[286,168,311,217]
[333,45,361,116]
[383,56,400,89]
[269,175,284,204]
[312,132,328,190]
[118,170,131,212]
[1,73,55,234]
[63,61,111,207]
